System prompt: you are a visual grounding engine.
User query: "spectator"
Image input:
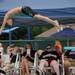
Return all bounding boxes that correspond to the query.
[64,55,71,75]
[54,40,71,75]
[7,44,14,61]
[38,44,60,75]
[21,43,36,75]
[21,51,30,75]
[3,46,20,71]
[23,43,36,63]
[54,40,62,54]
[10,46,20,68]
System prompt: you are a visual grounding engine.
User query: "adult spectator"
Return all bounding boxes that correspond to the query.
[21,43,36,75]
[3,46,20,71]
[38,44,61,75]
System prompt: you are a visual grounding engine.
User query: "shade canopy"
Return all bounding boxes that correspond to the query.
[35,28,75,41]
[51,28,75,40]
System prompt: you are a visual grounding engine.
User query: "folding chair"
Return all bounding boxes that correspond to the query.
[29,52,42,75]
[38,56,64,75]
[6,53,21,75]
[0,69,6,75]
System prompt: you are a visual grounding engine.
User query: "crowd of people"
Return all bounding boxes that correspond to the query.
[0,40,74,75]
[0,40,64,75]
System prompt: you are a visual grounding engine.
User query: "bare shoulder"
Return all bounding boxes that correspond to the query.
[6,6,22,15]
[10,6,22,11]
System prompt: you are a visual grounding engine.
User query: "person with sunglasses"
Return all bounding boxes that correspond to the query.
[21,43,36,75]
[38,44,61,75]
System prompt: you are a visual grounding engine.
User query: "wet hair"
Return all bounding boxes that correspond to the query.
[21,6,37,17]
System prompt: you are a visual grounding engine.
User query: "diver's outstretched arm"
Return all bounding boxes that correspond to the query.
[33,14,59,26]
